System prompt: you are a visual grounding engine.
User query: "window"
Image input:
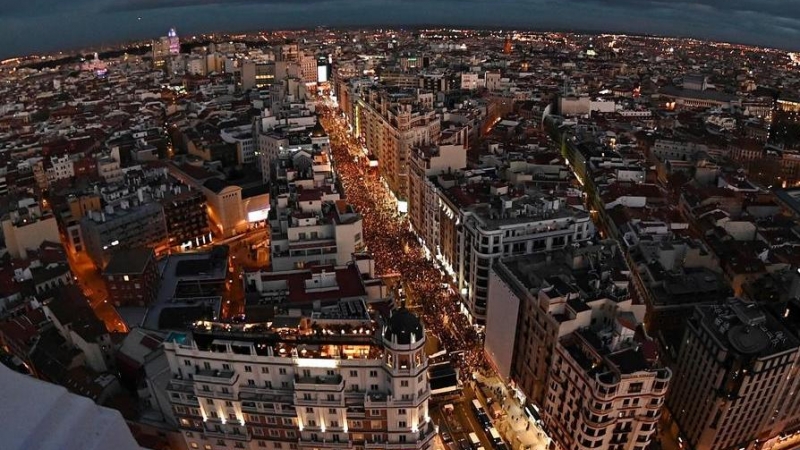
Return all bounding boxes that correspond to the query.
[248,379,255,386]
[184,360,192,366]
[206,398,214,405]
[222,364,231,371]
[369,370,378,378]
[400,380,408,387]
[229,413,237,420]
[279,368,287,375]
[350,370,358,377]
[190,444,199,449]
[331,420,339,428]
[329,408,337,414]
[258,442,267,448]
[398,409,406,415]
[261,367,269,374]
[203,362,211,370]
[245,365,252,372]
[225,401,233,407]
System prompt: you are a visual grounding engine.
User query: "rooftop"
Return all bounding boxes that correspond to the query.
[698,298,800,359]
[103,248,154,275]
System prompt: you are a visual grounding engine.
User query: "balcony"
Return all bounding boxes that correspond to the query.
[299,437,353,448]
[197,388,236,400]
[167,377,196,394]
[365,391,391,407]
[294,374,344,391]
[203,428,249,441]
[194,369,238,385]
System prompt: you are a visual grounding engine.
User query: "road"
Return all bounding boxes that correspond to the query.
[65,248,128,333]
[431,384,497,450]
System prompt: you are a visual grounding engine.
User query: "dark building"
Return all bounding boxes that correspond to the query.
[103,248,160,307]
[160,186,210,251]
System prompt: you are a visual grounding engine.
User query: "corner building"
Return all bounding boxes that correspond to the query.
[163,300,435,450]
[667,298,800,450]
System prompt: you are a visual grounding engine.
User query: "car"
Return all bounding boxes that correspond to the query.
[441,431,453,443]
[458,439,471,450]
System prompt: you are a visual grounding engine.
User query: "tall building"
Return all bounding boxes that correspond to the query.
[350,86,441,201]
[407,144,466,257]
[666,298,800,450]
[153,27,180,69]
[484,242,670,450]
[439,180,594,324]
[161,300,435,450]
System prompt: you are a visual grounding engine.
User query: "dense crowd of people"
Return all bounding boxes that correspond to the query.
[320,107,485,381]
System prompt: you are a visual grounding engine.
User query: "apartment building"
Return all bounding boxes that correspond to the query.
[407,144,467,257]
[441,179,594,324]
[545,330,669,450]
[270,190,364,272]
[485,241,641,401]
[484,241,669,450]
[667,298,800,450]
[160,186,211,251]
[103,248,160,307]
[350,86,441,201]
[80,201,168,268]
[161,300,435,450]
[1,198,61,260]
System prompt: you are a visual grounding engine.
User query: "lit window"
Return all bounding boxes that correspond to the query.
[123,275,129,281]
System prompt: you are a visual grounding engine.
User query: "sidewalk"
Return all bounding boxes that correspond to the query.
[474,372,552,450]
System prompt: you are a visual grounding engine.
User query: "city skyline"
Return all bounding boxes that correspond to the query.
[3,0,800,59]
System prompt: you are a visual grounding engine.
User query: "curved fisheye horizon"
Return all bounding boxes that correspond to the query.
[2,0,800,59]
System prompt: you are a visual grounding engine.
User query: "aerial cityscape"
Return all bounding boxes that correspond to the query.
[1,20,800,450]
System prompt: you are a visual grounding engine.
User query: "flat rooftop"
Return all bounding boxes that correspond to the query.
[141,247,228,331]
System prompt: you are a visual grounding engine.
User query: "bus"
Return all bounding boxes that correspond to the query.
[471,399,490,428]
[468,432,481,449]
[488,427,502,445]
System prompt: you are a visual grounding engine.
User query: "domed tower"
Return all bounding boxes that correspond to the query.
[381,306,434,448]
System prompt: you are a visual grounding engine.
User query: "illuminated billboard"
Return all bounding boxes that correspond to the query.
[317,65,328,83]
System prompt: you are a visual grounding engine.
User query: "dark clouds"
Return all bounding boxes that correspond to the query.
[1,0,798,58]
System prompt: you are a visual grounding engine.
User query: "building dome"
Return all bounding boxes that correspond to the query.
[310,120,327,138]
[384,307,423,345]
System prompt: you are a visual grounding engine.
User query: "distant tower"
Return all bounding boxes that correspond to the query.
[503,35,513,55]
[167,27,180,55]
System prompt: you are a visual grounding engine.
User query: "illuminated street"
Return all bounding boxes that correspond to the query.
[320,105,485,382]
[65,249,127,333]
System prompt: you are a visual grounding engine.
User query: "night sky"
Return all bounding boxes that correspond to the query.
[2,0,800,58]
